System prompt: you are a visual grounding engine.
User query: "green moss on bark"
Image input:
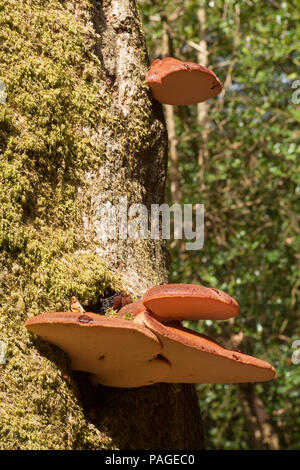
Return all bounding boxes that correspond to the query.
[0,0,123,450]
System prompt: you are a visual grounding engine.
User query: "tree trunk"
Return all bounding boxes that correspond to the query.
[0,0,205,450]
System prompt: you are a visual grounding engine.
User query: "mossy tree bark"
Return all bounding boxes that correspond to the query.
[0,0,205,450]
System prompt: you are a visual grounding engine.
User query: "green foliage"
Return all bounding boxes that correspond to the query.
[141,0,300,449]
[198,383,247,450]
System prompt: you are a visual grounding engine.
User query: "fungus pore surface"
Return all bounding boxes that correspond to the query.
[25,312,170,388]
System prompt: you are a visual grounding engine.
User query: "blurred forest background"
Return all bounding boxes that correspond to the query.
[140,0,300,450]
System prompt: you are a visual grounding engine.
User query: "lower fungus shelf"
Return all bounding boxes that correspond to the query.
[25,311,170,388]
[137,312,276,384]
[24,284,277,388]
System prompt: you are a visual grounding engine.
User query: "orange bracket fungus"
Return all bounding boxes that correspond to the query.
[146,57,222,105]
[135,312,276,384]
[25,284,276,388]
[25,311,170,388]
[142,284,239,322]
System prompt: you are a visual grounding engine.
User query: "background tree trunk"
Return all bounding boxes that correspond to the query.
[196,1,209,193]
[161,12,182,204]
[237,383,280,450]
[0,0,205,450]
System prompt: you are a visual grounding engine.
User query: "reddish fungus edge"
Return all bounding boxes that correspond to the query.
[146,57,222,90]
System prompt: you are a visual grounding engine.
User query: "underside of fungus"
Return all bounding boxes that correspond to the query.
[25,284,277,388]
[146,57,222,105]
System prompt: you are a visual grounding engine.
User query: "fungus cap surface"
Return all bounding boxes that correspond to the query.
[142,283,239,322]
[25,312,170,388]
[137,313,277,384]
[146,57,222,105]
[117,299,145,319]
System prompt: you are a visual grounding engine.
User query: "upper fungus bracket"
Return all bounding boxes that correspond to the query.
[146,57,222,105]
[142,283,239,322]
